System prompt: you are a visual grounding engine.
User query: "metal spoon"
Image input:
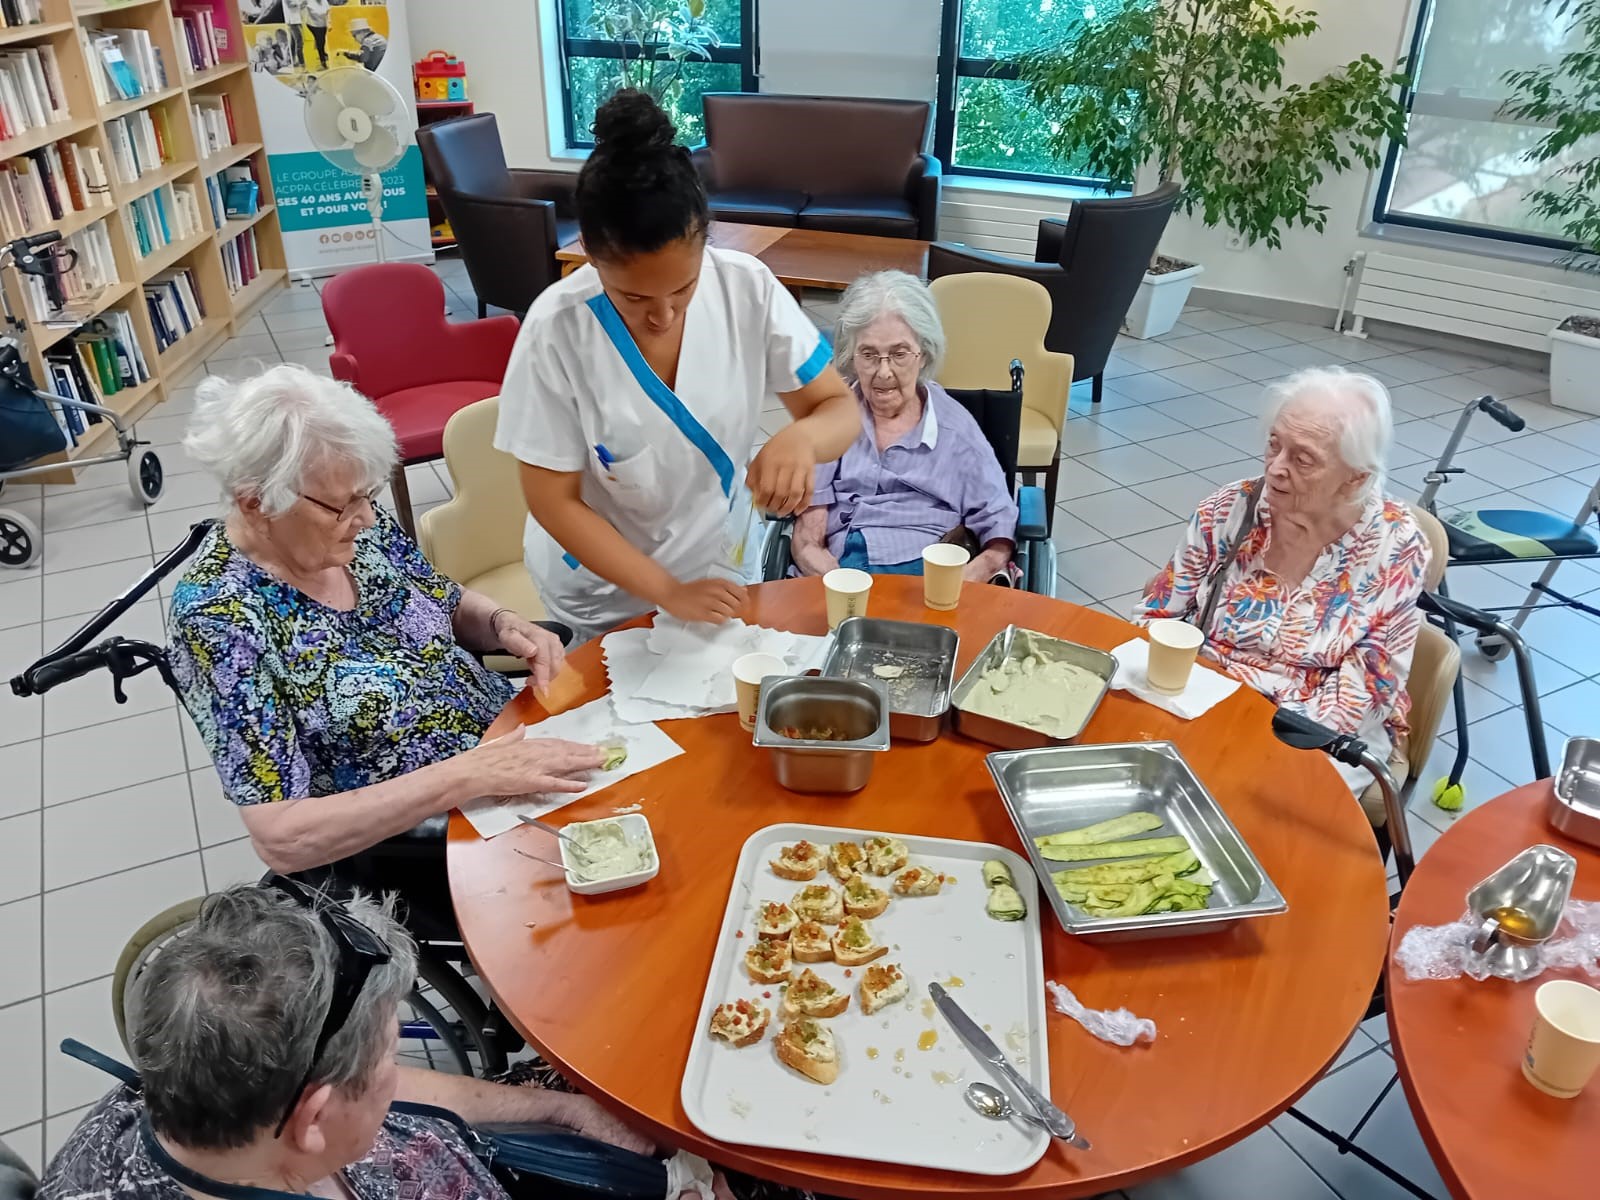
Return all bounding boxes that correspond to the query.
[517,814,594,862]
[965,1082,1092,1150]
[510,845,592,881]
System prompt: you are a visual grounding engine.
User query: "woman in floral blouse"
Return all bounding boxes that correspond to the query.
[1135,367,1431,798]
[168,364,604,886]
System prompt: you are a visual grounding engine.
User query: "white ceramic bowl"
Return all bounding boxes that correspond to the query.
[558,813,659,895]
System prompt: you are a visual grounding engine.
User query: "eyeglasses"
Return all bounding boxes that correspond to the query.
[853,348,922,372]
[264,874,392,1137]
[299,487,382,523]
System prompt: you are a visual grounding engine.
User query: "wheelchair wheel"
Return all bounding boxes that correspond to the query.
[0,507,41,569]
[129,450,163,505]
[112,896,205,1052]
[1475,633,1512,662]
[403,949,507,1077]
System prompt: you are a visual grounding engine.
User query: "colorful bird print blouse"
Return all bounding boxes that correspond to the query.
[168,508,516,807]
[1133,479,1430,762]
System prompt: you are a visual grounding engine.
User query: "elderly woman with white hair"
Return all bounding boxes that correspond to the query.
[790,270,1019,582]
[166,364,604,881]
[1134,367,1431,793]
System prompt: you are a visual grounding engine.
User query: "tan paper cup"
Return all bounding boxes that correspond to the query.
[1523,979,1600,1098]
[823,568,873,631]
[922,543,970,611]
[1146,618,1205,694]
[733,652,786,734]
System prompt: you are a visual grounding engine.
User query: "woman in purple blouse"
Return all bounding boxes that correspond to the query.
[790,271,1019,583]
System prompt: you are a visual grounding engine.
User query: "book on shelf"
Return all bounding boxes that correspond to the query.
[174,8,222,75]
[223,176,257,218]
[106,109,172,186]
[0,137,102,237]
[125,180,203,260]
[0,45,69,143]
[189,94,230,157]
[202,169,223,228]
[144,265,204,351]
[220,226,260,294]
[175,2,232,58]
[22,219,119,325]
[100,28,167,97]
[0,4,46,33]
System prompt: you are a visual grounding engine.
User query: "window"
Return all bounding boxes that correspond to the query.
[934,0,1131,184]
[555,0,757,151]
[1375,0,1599,247]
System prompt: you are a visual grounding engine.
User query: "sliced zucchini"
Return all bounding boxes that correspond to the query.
[981,860,1014,889]
[985,882,1027,921]
[1038,836,1191,863]
[1034,812,1163,847]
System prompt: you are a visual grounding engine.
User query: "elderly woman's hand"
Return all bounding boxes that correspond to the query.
[747,425,817,517]
[463,731,604,797]
[491,610,566,690]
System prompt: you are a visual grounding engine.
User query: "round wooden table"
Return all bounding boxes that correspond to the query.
[448,576,1391,1198]
[1386,783,1600,1200]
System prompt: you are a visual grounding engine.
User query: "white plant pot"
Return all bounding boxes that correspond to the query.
[1550,324,1600,416]
[1122,263,1205,340]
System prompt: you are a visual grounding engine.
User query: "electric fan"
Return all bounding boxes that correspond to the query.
[302,67,416,262]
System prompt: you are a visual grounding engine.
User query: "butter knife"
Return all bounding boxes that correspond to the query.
[929,982,1090,1150]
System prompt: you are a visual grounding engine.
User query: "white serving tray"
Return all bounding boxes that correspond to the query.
[681,822,1051,1177]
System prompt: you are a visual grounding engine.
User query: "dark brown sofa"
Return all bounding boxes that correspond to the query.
[690,93,940,240]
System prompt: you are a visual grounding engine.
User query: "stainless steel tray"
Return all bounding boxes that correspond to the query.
[753,676,890,793]
[950,626,1116,750]
[821,617,958,742]
[1551,737,1600,850]
[986,742,1288,939]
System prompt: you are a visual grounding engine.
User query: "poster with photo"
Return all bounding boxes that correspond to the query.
[244,0,428,274]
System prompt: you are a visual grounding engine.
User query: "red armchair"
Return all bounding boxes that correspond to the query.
[322,263,519,536]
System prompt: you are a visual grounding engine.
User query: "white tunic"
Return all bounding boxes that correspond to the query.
[495,247,830,643]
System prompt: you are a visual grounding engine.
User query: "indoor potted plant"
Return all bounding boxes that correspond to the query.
[1019,0,1408,338]
[1502,0,1600,415]
[589,0,721,136]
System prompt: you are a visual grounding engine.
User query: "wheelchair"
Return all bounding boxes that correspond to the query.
[9,518,564,1077]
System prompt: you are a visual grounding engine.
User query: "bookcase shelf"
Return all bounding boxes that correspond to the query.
[3,0,287,484]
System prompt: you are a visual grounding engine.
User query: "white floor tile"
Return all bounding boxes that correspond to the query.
[0,895,41,1007]
[1057,420,1129,456]
[1445,445,1558,492]
[41,485,149,536]
[1164,331,1245,360]
[0,575,42,629]
[190,768,244,847]
[1143,394,1248,430]
[1209,350,1290,383]
[1537,678,1600,739]
[39,556,158,622]
[1261,341,1351,371]
[1089,406,1191,443]
[43,775,197,891]
[43,1105,91,1167]
[0,741,41,820]
[42,853,205,993]
[1121,524,1188,567]
[149,471,222,512]
[273,325,337,355]
[1457,641,1583,706]
[181,715,212,767]
[41,606,175,737]
[1132,474,1212,519]
[404,464,449,507]
[1102,372,1194,404]
[1439,705,1563,787]
[264,306,332,334]
[1111,340,1197,373]
[1512,473,1600,518]
[0,1123,41,1177]
[0,812,41,904]
[1458,365,1550,400]
[202,837,270,891]
[129,412,191,448]
[1387,383,1463,420]
[1193,459,1261,487]
[1498,431,1600,478]
[43,709,187,807]
[44,977,122,1116]
[1075,444,1188,487]
[1161,361,1251,394]
[1128,1126,1338,1200]
[38,518,151,575]
[206,332,280,364]
[1516,603,1600,677]
[1054,464,1124,501]
[1052,577,1096,607]
[1057,542,1163,602]
[1064,489,1181,540]
[1406,741,1516,833]
[0,999,43,1133]
[1361,353,1454,385]
[147,503,221,554]
[0,621,42,748]
[1140,431,1243,471]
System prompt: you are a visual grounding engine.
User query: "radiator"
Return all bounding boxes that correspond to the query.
[1343,250,1600,353]
[937,187,1070,259]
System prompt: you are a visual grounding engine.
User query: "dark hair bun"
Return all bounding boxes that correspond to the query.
[592,89,677,156]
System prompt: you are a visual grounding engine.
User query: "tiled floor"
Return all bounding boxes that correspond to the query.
[2,256,1597,1198]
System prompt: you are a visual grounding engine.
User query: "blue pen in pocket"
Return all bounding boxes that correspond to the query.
[595,443,616,480]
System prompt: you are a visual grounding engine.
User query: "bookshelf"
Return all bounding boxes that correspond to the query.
[1,0,286,482]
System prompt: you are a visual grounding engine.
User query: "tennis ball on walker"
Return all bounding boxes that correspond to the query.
[1431,776,1465,812]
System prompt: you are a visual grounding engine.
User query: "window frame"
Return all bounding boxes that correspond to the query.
[554,0,760,152]
[1371,0,1584,253]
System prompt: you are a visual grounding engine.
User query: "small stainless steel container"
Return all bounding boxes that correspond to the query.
[1551,737,1600,851]
[950,626,1116,750]
[754,676,890,794]
[821,617,959,742]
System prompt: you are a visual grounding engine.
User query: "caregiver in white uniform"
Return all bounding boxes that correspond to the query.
[496,90,859,644]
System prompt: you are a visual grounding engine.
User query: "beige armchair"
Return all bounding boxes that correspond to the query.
[928,273,1073,518]
[417,397,546,674]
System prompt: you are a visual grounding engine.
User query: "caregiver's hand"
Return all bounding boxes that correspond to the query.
[747,425,816,517]
[661,577,747,625]
[461,731,603,797]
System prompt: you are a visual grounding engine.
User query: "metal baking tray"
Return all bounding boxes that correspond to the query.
[1551,737,1600,850]
[986,741,1288,939]
[820,617,958,742]
[950,626,1116,750]
[752,676,890,793]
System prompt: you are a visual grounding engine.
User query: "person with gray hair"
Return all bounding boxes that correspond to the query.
[790,271,1019,583]
[39,881,726,1200]
[167,364,603,889]
[1134,366,1431,795]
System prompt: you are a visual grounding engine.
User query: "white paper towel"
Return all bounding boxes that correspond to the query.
[1108,637,1240,720]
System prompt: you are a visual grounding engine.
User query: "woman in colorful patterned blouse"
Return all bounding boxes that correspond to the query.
[1134,367,1431,797]
[168,364,603,878]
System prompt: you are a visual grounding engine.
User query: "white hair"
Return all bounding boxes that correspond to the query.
[183,364,398,518]
[832,270,946,382]
[1261,366,1393,498]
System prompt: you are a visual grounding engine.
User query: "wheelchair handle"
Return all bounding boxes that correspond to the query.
[1476,395,1524,433]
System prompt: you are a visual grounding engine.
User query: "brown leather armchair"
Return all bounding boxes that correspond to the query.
[690,93,940,239]
[416,113,579,317]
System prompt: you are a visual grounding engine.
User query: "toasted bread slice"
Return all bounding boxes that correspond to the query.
[757,901,797,940]
[781,968,850,1019]
[842,874,890,919]
[791,883,844,925]
[709,998,771,1048]
[775,1018,839,1085]
[790,920,833,963]
[859,962,908,1015]
[863,835,908,876]
[744,937,793,984]
[828,841,864,881]
[892,866,947,896]
[831,915,887,966]
[770,839,823,881]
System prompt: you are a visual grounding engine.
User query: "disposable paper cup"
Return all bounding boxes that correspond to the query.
[823,568,872,631]
[922,543,970,611]
[733,652,786,734]
[1146,618,1205,694]
[1523,979,1600,1098]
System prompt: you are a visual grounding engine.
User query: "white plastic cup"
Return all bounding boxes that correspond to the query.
[922,543,970,611]
[1146,618,1205,694]
[823,568,872,631]
[1523,979,1600,1098]
[733,652,786,734]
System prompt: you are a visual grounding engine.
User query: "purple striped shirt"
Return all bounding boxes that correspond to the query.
[811,382,1018,566]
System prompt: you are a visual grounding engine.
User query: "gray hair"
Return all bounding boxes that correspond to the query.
[184,364,398,518]
[832,270,946,382]
[128,883,417,1151]
[1261,366,1394,497]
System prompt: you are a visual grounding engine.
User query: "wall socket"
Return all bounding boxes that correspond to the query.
[1224,233,1246,252]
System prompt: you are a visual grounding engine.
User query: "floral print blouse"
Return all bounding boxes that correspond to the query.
[168,508,515,807]
[1133,479,1430,756]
